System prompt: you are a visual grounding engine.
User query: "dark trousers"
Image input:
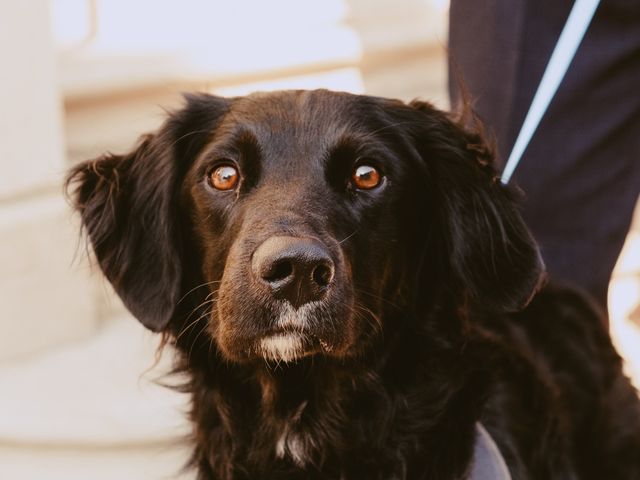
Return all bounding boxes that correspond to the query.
[448,0,640,311]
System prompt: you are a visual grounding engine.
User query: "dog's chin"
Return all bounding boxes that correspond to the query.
[213,300,354,364]
[258,332,328,363]
[216,329,336,364]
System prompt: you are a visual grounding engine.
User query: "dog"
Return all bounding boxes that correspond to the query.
[66,90,640,479]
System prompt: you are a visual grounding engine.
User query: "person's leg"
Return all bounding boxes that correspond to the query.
[449,0,640,311]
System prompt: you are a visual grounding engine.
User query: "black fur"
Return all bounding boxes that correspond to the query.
[66,90,640,479]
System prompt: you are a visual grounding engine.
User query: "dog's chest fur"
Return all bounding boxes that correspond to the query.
[185,330,482,480]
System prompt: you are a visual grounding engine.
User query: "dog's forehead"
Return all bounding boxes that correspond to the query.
[224,90,374,147]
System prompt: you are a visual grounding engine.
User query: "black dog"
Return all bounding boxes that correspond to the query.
[67,90,640,479]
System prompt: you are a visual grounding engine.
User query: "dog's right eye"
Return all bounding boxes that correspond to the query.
[209,165,240,191]
[351,164,382,190]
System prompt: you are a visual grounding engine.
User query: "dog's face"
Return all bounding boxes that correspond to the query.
[67,90,543,365]
[183,91,430,362]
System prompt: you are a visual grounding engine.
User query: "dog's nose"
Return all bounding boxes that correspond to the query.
[252,236,334,308]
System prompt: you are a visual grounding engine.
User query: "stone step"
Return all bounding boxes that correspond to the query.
[0,443,193,480]
[0,316,192,479]
[0,193,100,362]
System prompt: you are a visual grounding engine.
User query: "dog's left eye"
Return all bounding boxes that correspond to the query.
[351,165,382,190]
[209,165,240,191]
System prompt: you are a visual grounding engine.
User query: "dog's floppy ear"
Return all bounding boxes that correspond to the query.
[66,93,228,331]
[403,100,545,313]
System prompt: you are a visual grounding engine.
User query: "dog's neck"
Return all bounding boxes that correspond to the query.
[254,359,365,467]
[184,317,481,479]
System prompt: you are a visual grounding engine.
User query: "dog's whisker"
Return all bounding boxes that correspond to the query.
[177,280,222,306]
[186,308,214,365]
[202,288,220,303]
[353,287,401,309]
[337,230,359,244]
[175,297,217,343]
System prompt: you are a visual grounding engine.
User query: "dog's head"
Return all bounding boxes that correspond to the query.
[67,90,543,364]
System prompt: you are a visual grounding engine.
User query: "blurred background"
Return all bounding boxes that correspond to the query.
[0,1,637,478]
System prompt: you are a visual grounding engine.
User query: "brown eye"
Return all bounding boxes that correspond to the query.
[209,165,239,191]
[352,164,382,190]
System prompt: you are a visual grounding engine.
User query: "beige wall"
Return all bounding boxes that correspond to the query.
[0,0,98,361]
[0,1,65,198]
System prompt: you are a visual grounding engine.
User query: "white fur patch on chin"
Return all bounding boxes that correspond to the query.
[275,301,321,329]
[260,333,304,362]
